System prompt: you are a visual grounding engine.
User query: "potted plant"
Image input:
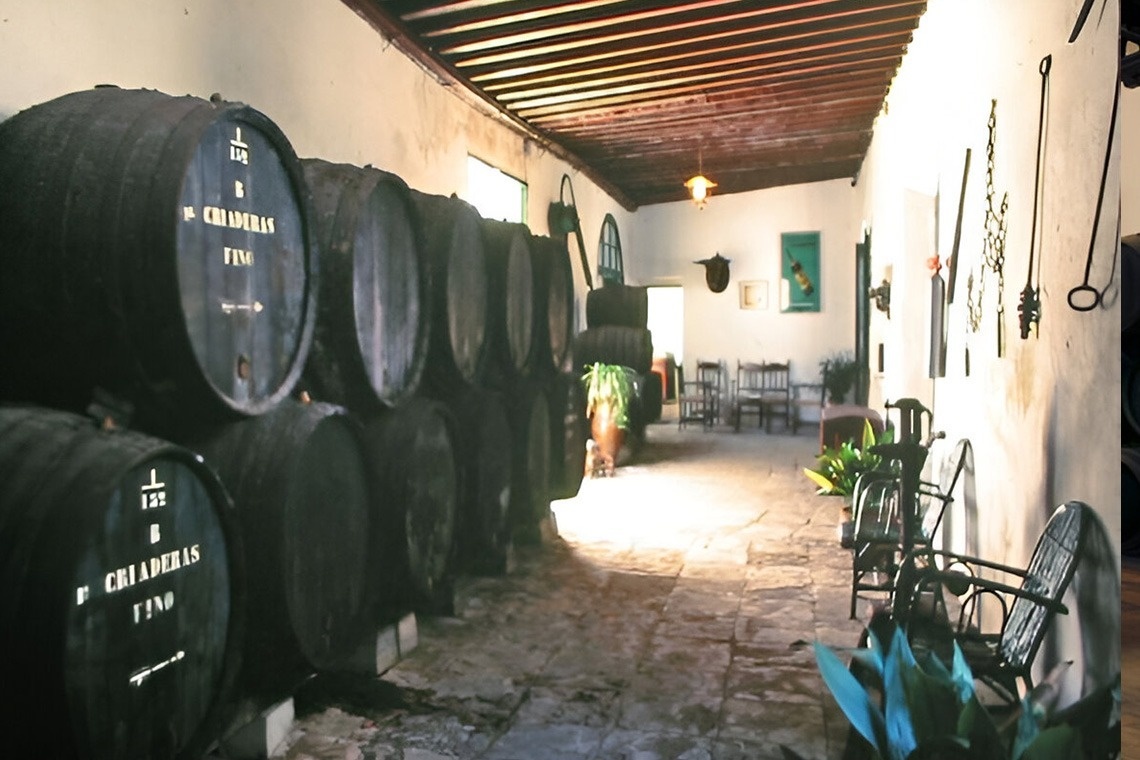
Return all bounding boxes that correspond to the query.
[803,420,894,546]
[778,622,1120,760]
[581,362,638,475]
[822,350,859,404]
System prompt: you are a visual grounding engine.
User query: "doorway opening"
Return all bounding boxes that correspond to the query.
[647,285,683,403]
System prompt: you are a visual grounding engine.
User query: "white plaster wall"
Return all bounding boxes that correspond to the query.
[630,179,858,389]
[0,0,633,322]
[1124,83,1140,234]
[856,0,1121,699]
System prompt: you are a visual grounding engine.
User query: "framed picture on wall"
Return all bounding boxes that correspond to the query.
[780,231,821,313]
[739,280,768,310]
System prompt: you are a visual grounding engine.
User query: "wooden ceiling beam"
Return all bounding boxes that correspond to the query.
[477,20,917,92]
[490,37,911,103]
[511,54,901,117]
[446,0,924,68]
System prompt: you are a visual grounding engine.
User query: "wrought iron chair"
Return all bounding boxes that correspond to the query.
[849,438,971,619]
[896,500,1093,706]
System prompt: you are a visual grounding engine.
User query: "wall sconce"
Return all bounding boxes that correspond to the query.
[869,279,891,318]
[684,146,716,210]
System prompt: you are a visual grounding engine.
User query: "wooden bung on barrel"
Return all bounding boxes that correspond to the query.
[300,160,430,413]
[0,87,317,433]
[187,398,372,733]
[0,405,242,760]
[408,191,490,393]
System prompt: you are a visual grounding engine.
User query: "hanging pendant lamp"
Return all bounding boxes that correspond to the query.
[684,145,717,210]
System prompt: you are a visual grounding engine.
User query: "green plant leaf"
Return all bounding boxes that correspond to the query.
[813,640,887,751]
[803,467,839,494]
[949,642,976,704]
[1016,725,1080,760]
[882,632,918,760]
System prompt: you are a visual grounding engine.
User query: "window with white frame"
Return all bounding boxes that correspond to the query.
[465,155,527,224]
[597,213,624,285]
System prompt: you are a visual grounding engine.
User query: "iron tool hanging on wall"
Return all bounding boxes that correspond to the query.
[1067,60,1121,311]
[946,148,971,305]
[547,174,594,290]
[694,253,731,293]
[1018,55,1051,340]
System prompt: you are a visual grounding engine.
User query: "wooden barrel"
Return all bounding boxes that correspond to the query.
[441,387,514,575]
[586,282,649,328]
[639,370,664,423]
[529,233,576,376]
[0,405,241,760]
[505,382,553,545]
[360,398,459,615]
[482,219,537,379]
[547,371,588,502]
[409,191,489,393]
[572,325,654,375]
[0,87,317,433]
[300,160,430,412]
[187,399,371,727]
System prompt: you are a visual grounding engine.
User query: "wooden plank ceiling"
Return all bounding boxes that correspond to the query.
[357,0,928,209]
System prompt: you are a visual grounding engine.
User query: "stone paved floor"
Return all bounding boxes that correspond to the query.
[278,416,869,760]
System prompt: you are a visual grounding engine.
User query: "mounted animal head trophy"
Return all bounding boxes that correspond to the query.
[694,253,731,293]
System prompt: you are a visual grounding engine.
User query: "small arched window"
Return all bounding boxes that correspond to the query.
[597,213,624,285]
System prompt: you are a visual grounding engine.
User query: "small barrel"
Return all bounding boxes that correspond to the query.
[188,399,371,726]
[483,219,537,379]
[504,382,552,545]
[586,282,649,328]
[300,160,430,412]
[360,398,459,614]
[547,371,588,502]
[572,325,655,375]
[0,87,317,432]
[529,233,576,376]
[441,387,514,575]
[0,405,241,760]
[409,191,490,393]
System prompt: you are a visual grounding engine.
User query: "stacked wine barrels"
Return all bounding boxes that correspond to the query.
[0,86,327,759]
[0,85,590,755]
[573,282,660,449]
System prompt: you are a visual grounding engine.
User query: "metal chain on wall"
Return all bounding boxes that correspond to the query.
[966,99,1010,357]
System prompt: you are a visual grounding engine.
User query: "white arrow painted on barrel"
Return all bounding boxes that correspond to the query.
[129,650,186,687]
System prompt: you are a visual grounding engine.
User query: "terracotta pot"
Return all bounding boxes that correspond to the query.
[838,501,854,548]
[589,403,625,475]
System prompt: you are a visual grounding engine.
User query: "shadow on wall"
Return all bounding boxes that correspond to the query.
[1072,510,1121,697]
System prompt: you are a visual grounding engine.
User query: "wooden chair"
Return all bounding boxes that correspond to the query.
[695,360,723,425]
[790,360,828,434]
[897,500,1093,706]
[676,363,714,430]
[733,361,764,431]
[756,361,792,432]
